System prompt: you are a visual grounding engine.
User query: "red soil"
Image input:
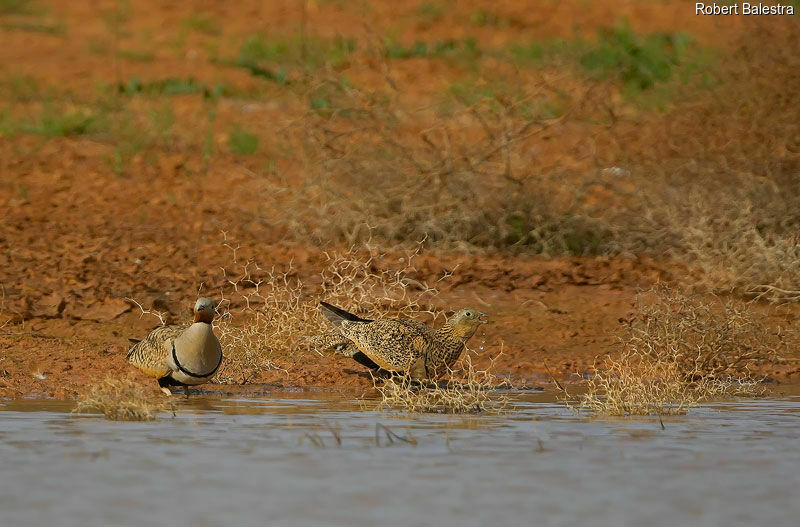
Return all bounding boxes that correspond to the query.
[0,1,796,399]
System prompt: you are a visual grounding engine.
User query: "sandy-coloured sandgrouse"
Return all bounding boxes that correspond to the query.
[313,301,487,379]
[127,298,223,395]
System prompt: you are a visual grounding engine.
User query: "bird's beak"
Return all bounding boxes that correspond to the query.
[479,312,488,324]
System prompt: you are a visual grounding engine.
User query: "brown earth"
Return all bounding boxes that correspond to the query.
[1,1,798,399]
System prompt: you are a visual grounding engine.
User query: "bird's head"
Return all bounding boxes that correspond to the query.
[446,308,487,339]
[193,298,216,323]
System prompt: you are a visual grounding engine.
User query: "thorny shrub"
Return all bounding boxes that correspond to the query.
[211,235,451,384]
[366,352,513,415]
[73,377,175,421]
[257,20,800,302]
[568,350,764,417]
[566,286,786,416]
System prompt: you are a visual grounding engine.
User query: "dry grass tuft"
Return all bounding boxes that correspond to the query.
[613,176,800,303]
[566,286,782,416]
[73,377,174,421]
[264,77,614,256]
[211,234,449,383]
[252,23,800,301]
[316,242,445,321]
[212,250,305,383]
[569,351,764,417]
[629,285,785,377]
[366,353,512,414]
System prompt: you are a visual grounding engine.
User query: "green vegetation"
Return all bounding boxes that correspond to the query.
[228,125,258,155]
[384,37,480,61]
[28,106,96,136]
[469,9,510,27]
[384,24,701,99]
[118,77,224,97]
[181,12,221,36]
[99,0,131,33]
[0,18,65,34]
[511,23,701,97]
[0,104,98,137]
[416,2,444,23]
[0,4,795,302]
[580,24,691,92]
[147,102,175,144]
[0,0,35,15]
[232,34,356,81]
[0,73,42,101]
[87,37,109,55]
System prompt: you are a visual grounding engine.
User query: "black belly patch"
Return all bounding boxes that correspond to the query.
[351,351,380,370]
[158,376,189,388]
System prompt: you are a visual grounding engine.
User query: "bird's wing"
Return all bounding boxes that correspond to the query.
[340,319,432,372]
[392,318,435,333]
[309,333,385,371]
[127,324,188,379]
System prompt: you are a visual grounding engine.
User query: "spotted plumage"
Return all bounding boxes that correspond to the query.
[127,298,223,395]
[314,302,487,379]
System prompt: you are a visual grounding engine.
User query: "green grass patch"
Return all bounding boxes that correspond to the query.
[417,2,444,23]
[469,9,510,27]
[119,77,226,97]
[509,22,711,100]
[147,102,175,143]
[0,0,36,15]
[0,73,41,101]
[0,90,186,176]
[0,19,64,34]
[27,106,96,136]
[0,0,63,33]
[101,101,182,176]
[99,0,131,34]
[0,104,98,137]
[384,37,480,61]
[87,37,109,55]
[232,34,356,81]
[181,13,221,36]
[580,24,691,92]
[228,126,258,155]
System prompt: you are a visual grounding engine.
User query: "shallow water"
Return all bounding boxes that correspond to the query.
[1,388,799,527]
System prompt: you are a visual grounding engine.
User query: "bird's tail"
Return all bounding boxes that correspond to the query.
[319,301,372,327]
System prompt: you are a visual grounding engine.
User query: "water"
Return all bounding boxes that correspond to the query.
[1,389,799,527]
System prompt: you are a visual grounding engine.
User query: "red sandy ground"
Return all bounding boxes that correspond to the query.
[0,1,797,399]
[3,239,797,399]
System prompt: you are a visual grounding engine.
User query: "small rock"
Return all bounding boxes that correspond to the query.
[70,298,132,322]
[32,293,65,318]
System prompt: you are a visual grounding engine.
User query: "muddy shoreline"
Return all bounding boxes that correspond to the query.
[2,268,798,400]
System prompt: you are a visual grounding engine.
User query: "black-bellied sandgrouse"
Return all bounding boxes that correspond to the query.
[313,301,486,379]
[127,298,223,395]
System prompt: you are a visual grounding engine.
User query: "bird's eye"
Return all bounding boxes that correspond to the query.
[465,311,472,317]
